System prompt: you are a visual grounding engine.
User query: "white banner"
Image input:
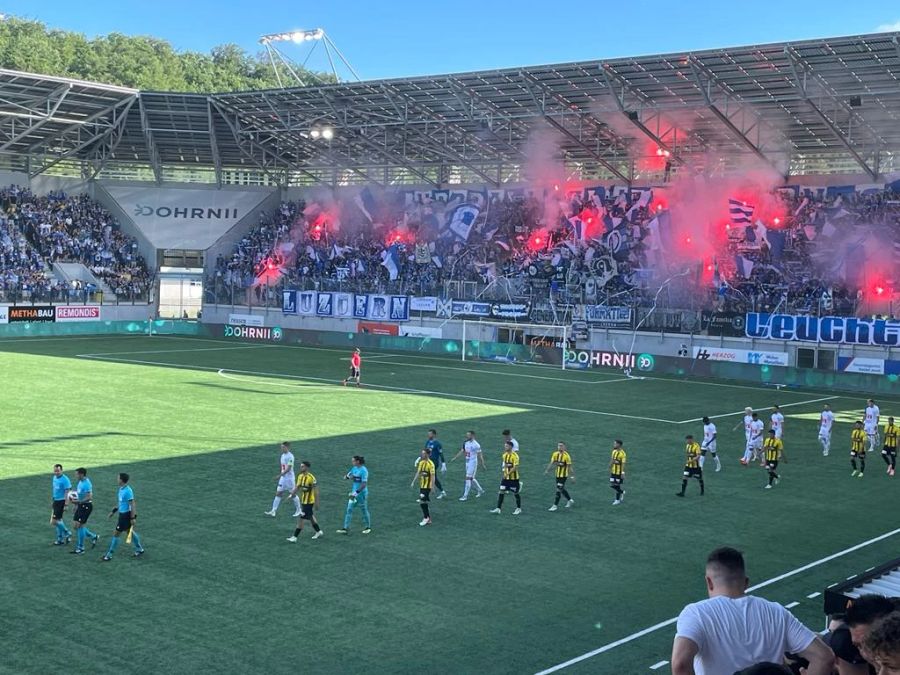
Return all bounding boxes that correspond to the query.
[0,306,7,324]
[333,293,353,318]
[297,291,316,316]
[409,296,438,312]
[400,325,443,338]
[55,306,101,322]
[228,313,264,327]
[841,357,885,375]
[692,346,789,367]
[104,185,272,249]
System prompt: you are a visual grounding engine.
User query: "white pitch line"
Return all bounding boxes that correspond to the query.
[676,396,841,424]
[785,601,800,609]
[649,661,669,670]
[77,345,273,357]
[807,592,821,599]
[534,525,900,674]
[74,353,681,423]
[362,358,633,384]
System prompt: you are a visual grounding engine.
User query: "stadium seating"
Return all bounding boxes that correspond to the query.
[0,186,152,303]
[207,186,900,318]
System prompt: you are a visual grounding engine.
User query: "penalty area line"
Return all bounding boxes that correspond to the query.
[533,525,900,674]
[676,395,841,424]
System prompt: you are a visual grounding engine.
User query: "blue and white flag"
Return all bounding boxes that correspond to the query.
[445,203,481,241]
[729,198,755,225]
[380,243,402,281]
[734,255,755,278]
[354,187,378,223]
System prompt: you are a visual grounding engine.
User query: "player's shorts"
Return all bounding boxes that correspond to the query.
[851,450,866,459]
[299,503,315,520]
[418,488,431,502]
[701,442,717,455]
[465,462,479,477]
[766,461,779,471]
[555,476,568,488]
[500,479,520,493]
[683,466,702,479]
[278,475,295,493]
[349,366,360,378]
[51,499,66,520]
[609,474,623,485]
[73,502,93,524]
[883,446,897,456]
[819,428,832,440]
[116,512,133,533]
[865,427,878,438]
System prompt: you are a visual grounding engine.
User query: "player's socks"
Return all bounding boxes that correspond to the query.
[131,532,142,551]
[560,488,571,501]
[312,522,321,532]
[514,493,521,508]
[678,479,687,496]
[421,503,430,518]
[293,527,302,537]
[84,527,96,540]
[77,528,85,549]
[462,480,471,499]
[106,537,120,557]
[471,478,484,495]
[271,496,282,512]
[291,496,301,511]
[699,455,705,469]
[496,493,505,509]
[883,453,891,466]
[554,492,561,506]
[713,454,721,471]
[54,522,63,542]
[699,479,705,495]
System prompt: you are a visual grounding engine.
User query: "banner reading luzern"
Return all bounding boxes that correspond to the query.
[104,185,272,249]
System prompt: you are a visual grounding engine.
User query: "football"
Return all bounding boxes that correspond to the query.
[66,490,78,503]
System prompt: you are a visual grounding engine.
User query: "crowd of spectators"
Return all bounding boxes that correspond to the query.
[209,185,899,318]
[0,185,152,302]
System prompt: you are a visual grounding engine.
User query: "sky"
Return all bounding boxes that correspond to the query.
[3,0,900,81]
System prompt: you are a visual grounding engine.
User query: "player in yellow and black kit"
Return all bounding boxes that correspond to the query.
[410,449,436,526]
[490,441,521,515]
[286,461,322,542]
[608,440,627,505]
[881,417,898,477]
[763,429,786,489]
[676,435,704,497]
[544,441,575,511]
[851,420,868,478]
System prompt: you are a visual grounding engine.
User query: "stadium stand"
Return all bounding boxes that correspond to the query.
[0,186,152,303]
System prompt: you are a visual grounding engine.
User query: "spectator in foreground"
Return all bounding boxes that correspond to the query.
[671,546,833,675]
[846,595,900,668]
[825,612,874,675]
[865,611,900,674]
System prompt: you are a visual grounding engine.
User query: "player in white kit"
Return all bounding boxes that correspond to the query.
[818,403,835,456]
[700,417,721,472]
[864,399,881,452]
[735,408,753,465]
[741,413,764,465]
[265,441,302,517]
[451,431,486,501]
[770,405,785,440]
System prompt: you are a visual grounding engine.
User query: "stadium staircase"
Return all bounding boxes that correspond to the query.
[53,261,113,298]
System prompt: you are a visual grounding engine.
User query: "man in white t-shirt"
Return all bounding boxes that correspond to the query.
[741,413,765,465]
[671,547,833,674]
[864,399,881,452]
[819,403,835,456]
[700,417,721,472]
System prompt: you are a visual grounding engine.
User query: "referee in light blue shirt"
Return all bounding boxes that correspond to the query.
[70,468,100,555]
[51,464,73,546]
[102,473,144,561]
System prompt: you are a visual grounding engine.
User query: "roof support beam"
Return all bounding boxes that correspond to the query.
[0,83,71,151]
[82,96,138,180]
[519,72,631,183]
[138,95,163,184]
[27,95,137,178]
[351,129,440,187]
[784,47,878,180]
[207,99,223,188]
[601,64,698,171]
[686,57,786,175]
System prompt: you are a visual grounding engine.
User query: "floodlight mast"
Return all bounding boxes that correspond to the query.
[258,29,360,87]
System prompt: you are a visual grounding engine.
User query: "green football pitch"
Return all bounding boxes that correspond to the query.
[2,334,899,674]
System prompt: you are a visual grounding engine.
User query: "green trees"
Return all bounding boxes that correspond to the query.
[0,16,328,91]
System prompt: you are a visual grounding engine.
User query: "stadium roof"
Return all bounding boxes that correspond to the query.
[1,31,899,186]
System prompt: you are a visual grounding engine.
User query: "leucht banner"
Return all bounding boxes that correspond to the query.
[282,291,409,322]
[745,313,900,346]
